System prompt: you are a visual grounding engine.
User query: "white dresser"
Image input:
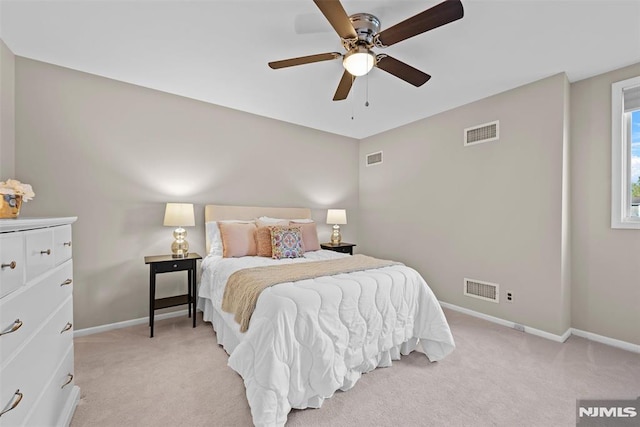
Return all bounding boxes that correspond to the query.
[0,217,79,426]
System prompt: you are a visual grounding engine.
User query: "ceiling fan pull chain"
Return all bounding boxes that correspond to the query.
[365,72,370,107]
[351,74,356,120]
[351,95,354,121]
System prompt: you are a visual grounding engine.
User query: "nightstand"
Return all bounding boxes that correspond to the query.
[144,253,202,337]
[320,243,356,255]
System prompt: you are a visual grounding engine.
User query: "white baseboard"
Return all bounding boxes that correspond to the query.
[571,328,640,354]
[73,309,189,338]
[440,301,640,353]
[439,301,570,342]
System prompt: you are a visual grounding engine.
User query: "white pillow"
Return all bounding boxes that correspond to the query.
[256,216,289,228]
[256,216,286,223]
[206,220,254,256]
[256,216,313,224]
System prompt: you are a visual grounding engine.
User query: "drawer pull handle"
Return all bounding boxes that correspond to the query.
[1,261,17,269]
[61,278,73,286]
[0,390,23,417]
[63,241,72,247]
[40,249,51,255]
[61,373,74,389]
[60,322,73,334]
[0,319,23,337]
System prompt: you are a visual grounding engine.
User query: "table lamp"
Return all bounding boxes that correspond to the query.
[163,203,195,258]
[326,209,347,244]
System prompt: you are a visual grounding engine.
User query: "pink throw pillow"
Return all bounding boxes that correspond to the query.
[219,222,257,258]
[289,221,320,251]
[255,227,273,257]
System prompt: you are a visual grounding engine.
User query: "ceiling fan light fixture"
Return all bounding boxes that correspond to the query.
[343,47,375,77]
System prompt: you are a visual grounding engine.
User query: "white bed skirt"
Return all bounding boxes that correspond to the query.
[198,296,242,355]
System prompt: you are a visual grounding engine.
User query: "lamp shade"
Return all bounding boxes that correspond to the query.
[326,209,347,225]
[163,203,195,227]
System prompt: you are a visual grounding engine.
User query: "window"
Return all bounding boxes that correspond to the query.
[611,76,640,229]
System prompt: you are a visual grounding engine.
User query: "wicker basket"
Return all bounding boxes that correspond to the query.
[0,194,23,219]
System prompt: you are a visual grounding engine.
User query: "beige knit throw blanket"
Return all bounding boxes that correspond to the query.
[222,254,402,332]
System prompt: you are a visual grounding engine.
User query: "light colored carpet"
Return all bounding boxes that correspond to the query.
[71,309,640,427]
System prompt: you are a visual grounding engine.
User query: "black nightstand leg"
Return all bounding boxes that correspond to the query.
[149,267,155,338]
[187,263,192,319]
[191,266,197,328]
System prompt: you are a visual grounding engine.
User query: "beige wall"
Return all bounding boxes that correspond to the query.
[359,74,572,336]
[0,38,15,179]
[570,63,640,344]
[14,58,359,330]
[11,52,640,345]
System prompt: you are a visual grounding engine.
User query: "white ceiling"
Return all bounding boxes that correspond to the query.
[2,0,640,139]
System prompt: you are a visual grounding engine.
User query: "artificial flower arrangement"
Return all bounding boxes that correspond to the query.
[0,179,35,218]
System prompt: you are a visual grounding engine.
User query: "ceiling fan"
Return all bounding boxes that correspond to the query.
[268,0,464,101]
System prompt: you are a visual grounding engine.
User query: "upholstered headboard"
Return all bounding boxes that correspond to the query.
[204,204,312,255]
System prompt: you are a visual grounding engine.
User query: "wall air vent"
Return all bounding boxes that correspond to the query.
[464,120,499,146]
[366,151,383,166]
[464,278,499,303]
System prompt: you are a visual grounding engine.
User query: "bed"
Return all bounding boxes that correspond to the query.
[197,205,455,427]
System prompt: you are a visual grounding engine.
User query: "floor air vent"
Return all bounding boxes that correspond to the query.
[464,120,499,146]
[464,278,499,303]
[366,151,383,166]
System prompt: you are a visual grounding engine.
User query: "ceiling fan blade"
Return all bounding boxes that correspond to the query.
[376,0,464,47]
[333,70,355,101]
[268,52,342,69]
[313,0,357,40]
[376,55,431,87]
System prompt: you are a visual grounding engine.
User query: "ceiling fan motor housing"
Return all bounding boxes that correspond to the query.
[347,13,380,48]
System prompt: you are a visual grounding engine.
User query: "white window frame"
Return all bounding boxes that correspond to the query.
[611,76,640,229]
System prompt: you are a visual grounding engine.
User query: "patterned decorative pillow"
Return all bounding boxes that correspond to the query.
[270,226,304,259]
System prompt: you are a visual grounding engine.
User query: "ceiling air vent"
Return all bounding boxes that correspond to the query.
[366,151,383,166]
[464,278,499,303]
[464,120,499,146]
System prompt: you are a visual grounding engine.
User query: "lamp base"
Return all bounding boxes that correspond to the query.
[330,224,342,244]
[170,227,189,258]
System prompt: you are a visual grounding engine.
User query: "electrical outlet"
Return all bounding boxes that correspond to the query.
[506,290,514,303]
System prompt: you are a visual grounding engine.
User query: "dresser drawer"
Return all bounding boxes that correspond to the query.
[24,345,75,427]
[0,233,25,298]
[0,298,74,425]
[53,225,73,266]
[153,258,193,273]
[0,261,74,363]
[25,228,54,282]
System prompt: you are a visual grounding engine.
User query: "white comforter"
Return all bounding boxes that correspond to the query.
[199,250,455,427]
